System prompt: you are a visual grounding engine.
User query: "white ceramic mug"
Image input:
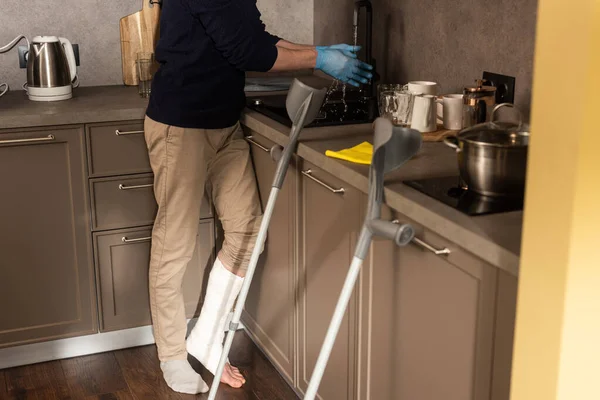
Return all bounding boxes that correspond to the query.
[411,95,437,133]
[436,94,464,130]
[0,83,7,98]
[404,81,438,95]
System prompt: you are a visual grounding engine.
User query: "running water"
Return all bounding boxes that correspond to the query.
[322,27,360,120]
[339,25,360,120]
[323,79,339,106]
[341,84,348,119]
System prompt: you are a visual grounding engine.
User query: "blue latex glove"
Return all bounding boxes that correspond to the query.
[316,46,373,87]
[316,44,361,59]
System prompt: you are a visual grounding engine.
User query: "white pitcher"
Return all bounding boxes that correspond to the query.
[0,83,7,98]
[410,95,437,133]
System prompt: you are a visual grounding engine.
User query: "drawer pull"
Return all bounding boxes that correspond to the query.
[121,236,152,244]
[115,129,144,136]
[0,134,55,145]
[392,220,451,255]
[118,183,153,190]
[412,238,451,255]
[302,169,345,194]
[245,136,269,152]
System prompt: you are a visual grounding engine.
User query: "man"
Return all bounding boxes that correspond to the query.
[144,0,373,395]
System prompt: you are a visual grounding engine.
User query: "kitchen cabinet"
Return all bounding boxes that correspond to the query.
[0,126,97,348]
[90,173,157,231]
[490,271,518,400]
[94,220,215,332]
[241,133,297,383]
[357,207,497,400]
[297,160,363,400]
[86,120,151,178]
[87,120,216,332]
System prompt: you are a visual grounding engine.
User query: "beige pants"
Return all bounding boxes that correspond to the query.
[144,116,262,361]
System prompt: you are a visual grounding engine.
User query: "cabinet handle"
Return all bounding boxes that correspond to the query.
[245,136,269,152]
[115,129,144,136]
[412,237,451,255]
[392,220,451,255]
[302,169,345,194]
[0,134,55,145]
[121,236,152,244]
[118,183,153,190]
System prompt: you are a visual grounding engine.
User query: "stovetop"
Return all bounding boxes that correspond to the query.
[404,176,524,216]
[246,94,376,128]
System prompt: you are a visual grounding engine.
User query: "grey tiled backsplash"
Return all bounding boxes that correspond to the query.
[314,0,538,115]
[371,0,538,114]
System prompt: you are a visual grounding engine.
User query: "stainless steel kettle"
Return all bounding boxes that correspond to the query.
[26,36,78,101]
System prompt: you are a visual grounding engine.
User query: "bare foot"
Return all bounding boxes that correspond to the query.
[220,363,246,388]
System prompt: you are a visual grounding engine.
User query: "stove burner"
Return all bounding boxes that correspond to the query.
[246,94,376,128]
[404,176,524,216]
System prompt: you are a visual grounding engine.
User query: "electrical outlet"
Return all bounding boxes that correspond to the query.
[18,44,80,68]
[482,71,515,104]
[17,46,28,68]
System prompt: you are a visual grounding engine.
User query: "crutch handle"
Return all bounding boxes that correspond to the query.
[368,219,414,246]
[270,144,283,163]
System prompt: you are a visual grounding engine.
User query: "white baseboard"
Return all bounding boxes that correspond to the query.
[0,318,245,370]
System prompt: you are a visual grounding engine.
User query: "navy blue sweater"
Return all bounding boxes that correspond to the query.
[146,0,280,129]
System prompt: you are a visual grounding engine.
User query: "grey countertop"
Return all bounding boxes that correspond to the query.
[0,84,522,276]
[0,86,150,130]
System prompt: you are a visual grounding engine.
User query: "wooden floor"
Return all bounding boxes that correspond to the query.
[0,331,298,400]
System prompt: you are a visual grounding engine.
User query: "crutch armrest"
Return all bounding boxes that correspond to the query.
[368,219,415,246]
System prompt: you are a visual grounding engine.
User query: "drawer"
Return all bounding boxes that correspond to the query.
[94,221,215,332]
[90,174,213,231]
[86,121,151,177]
[90,174,156,231]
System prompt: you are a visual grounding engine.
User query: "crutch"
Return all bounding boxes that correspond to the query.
[207,78,328,400]
[304,117,423,399]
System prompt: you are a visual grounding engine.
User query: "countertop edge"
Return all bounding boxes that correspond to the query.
[241,111,520,277]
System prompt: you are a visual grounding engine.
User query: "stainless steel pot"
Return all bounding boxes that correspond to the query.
[443,103,529,197]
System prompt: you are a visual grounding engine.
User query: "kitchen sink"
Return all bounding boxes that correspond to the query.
[246,92,377,128]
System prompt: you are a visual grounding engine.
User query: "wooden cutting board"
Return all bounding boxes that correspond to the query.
[120,0,161,86]
[422,125,458,142]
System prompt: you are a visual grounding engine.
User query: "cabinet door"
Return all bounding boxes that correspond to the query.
[0,126,96,348]
[241,133,296,383]
[491,271,518,400]
[358,207,497,400]
[94,221,215,332]
[297,161,362,400]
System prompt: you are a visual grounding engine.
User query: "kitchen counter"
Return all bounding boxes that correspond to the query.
[0,86,149,129]
[0,84,522,276]
[242,111,523,276]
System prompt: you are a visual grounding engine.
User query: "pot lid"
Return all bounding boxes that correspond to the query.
[458,122,529,147]
[457,103,530,147]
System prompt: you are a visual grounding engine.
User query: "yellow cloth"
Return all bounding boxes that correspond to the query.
[325,141,373,165]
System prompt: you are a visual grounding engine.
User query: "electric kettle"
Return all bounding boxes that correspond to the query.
[25,36,78,101]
